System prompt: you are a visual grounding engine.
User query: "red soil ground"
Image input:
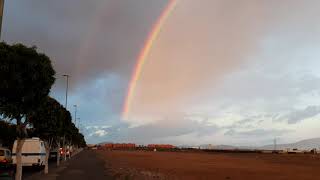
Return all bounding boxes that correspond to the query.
[97,150,320,180]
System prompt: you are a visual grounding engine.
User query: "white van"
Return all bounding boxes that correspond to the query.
[12,138,46,167]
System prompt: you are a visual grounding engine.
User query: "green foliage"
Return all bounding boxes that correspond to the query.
[0,42,85,147]
[30,96,86,147]
[0,42,55,121]
[0,121,16,148]
[74,132,86,147]
[30,97,62,139]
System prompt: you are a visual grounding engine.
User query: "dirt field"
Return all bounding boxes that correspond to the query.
[97,150,320,180]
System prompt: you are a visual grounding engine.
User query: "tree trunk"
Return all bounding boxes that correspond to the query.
[15,116,27,180]
[69,141,72,159]
[64,144,67,161]
[68,143,71,159]
[56,148,60,166]
[62,136,66,161]
[15,139,24,180]
[44,147,50,174]
[44,139,53,174]
[56,140,60,166]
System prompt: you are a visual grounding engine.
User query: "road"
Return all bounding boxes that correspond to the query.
[24,150,109,180]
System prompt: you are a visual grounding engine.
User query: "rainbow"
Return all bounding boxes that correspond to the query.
[122,0,178,120]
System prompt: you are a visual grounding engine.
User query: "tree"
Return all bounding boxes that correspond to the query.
[0,120,16,148]
[30,96,86,169]
[54,105,72,165]
[73,132,86,148]
[57,107,73,161]
[56,108,86,161]
[0,42,55,180]
[30,96,61,174]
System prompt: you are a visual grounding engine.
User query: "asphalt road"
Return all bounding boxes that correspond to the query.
[24,150,109,180]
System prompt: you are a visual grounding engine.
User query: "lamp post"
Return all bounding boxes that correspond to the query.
[77,117,80,131]
[62,75,69,109]
[73,105,77,126]
[0,0,5,40]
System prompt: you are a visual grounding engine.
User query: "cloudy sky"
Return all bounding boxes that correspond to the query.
[3,0,320,146]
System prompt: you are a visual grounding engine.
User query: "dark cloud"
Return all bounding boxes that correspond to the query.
[286,106,320,124]
[297,75,320,95]
[3,0,168,90]
[235,118,254,126]
[84,115,220,144]
[2,0,170,129]
[222,118,257,130]
[121,118,219,143]
[224,129,236,136]
[225,129,292,137]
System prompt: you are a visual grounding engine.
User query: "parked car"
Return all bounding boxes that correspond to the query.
[59,148,72,158]
[49,150,58,161]
[49,148,64,160]
[12,138,46,167]
[0,147,15,178]
[0,148,12,164]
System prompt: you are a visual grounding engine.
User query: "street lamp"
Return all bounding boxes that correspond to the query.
[62,74,69,108]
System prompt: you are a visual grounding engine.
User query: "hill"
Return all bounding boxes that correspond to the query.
[260,138,320,150]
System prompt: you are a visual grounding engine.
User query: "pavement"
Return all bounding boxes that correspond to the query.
[25,150,110,180]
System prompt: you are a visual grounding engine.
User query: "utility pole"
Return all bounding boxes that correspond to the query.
[73,105,77,126]
[0,0,5,40]
[62,75,69,109]
[274,138,277,151]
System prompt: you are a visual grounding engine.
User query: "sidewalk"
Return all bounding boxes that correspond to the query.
[25,150,109,180]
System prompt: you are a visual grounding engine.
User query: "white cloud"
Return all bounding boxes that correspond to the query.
[89,129,108,137]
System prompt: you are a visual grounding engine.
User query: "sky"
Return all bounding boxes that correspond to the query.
[2,0,320,146]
